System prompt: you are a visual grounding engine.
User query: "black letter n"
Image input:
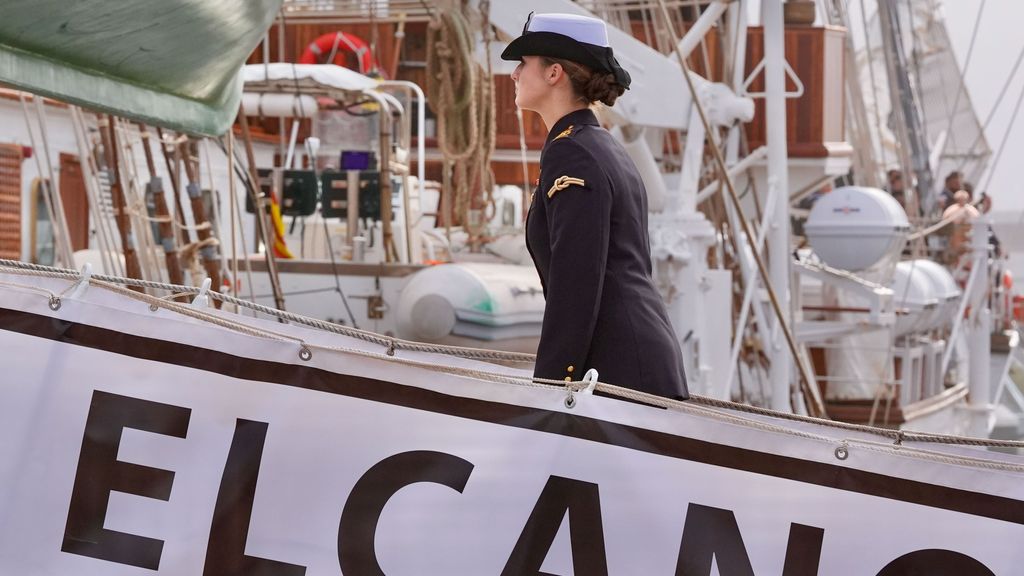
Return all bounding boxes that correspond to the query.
[62,391,191,570]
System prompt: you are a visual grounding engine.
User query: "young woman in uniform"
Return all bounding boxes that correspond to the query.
[503,12,688,400]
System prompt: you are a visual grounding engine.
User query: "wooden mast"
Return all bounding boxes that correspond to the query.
[179,138,223,308]
[101,115,143,290]
[238,113,287,312]
[137,123,185,288]
[155,126,191,249]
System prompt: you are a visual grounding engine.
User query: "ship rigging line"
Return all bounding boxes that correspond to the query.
[4,257,1024,456]
[979,67,1024,195]
[957,38,1024,174]
[854,0,886,171]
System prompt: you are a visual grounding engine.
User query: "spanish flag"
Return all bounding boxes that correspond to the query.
[268,193,294,259]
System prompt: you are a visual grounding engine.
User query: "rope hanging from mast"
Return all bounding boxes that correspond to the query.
[425,4,496,250]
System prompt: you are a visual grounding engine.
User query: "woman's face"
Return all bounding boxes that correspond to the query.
[511,56,551,111]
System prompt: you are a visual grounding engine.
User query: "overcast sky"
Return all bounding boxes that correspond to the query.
[944,0,1024,214]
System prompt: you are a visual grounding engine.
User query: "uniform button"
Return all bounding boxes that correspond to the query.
[564,377,572,382]
[567,365,575,373]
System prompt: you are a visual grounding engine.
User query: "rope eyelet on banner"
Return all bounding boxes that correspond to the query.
[47,295,61,311]
[564,391,576,409]
[386,338,397,357]
[835,444,850,461]
[299,345,313,362]
[149,303,159,312]
[894,430,905,447]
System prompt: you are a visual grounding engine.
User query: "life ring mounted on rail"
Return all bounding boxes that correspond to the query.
[299,32,377,75]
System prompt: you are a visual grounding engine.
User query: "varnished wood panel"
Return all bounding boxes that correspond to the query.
[415,160,540,187]
[492,161,540,187]
[59,153,90,251]
[628,18,724,81]
[0,144,22,260]
[744,26,847,158]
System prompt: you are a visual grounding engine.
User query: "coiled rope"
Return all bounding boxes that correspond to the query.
[425,7,497,248]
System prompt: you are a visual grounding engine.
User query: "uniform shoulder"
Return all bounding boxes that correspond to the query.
[540,134,609,200]
[542,136,595,175]
[552,123,604,143]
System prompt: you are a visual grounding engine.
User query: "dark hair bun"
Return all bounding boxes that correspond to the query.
[542,57,627,106]
[582,72,626,106]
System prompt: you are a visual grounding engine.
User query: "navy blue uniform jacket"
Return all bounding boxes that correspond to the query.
[526,108,689,400]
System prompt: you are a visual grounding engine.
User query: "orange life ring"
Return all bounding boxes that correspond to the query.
[299,32,376,74]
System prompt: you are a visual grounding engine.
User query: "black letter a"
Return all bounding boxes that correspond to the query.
[501,476,608,576]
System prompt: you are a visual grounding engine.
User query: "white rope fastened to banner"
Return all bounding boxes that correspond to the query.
[67,263,92,301]
[564,369,599,410]
[6,260,1024,458]
[190,277,212,308]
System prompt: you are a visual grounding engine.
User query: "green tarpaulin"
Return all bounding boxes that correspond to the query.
[0,0,282,135]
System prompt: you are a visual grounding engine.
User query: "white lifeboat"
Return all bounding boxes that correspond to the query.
[395,263,544,345]
[805,186,909,272]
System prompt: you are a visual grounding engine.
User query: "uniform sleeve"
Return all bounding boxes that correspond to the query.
[534,140,612,383]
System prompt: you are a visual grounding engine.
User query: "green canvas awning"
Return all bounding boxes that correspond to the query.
[0,0,283,136]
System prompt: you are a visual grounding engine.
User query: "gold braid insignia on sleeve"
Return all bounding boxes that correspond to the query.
[547,175,585,198]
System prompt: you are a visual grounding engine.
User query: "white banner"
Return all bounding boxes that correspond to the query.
[2,272,1024,576]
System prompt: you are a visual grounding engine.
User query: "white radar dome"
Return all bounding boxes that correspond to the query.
[804,186,909,272]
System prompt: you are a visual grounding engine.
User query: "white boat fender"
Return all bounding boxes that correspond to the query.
[190,277,212,309]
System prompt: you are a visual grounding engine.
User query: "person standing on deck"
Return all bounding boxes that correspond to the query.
[937,170,963,213]
[503,12,688,400]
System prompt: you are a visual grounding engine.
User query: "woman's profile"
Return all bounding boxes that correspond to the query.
[502,12,688,400]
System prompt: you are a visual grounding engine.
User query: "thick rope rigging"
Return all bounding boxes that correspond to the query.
[424,5,497,249]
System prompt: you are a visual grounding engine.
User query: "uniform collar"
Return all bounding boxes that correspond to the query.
[545,108,599,145]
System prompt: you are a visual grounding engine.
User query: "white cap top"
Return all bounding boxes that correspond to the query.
[527,13,610,48]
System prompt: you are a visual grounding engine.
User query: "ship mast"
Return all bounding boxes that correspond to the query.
[877,0,932,216]
[761,0,794,412]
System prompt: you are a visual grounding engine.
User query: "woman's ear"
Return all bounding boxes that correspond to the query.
[545,62,563,86]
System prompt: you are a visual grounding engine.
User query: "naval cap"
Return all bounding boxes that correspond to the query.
[501,12,631,90]
[524,13,610,47]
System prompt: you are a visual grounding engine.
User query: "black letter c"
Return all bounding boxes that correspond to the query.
[338,450,474,575]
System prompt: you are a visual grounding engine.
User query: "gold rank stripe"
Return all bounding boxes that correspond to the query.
[547,175,585,198]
